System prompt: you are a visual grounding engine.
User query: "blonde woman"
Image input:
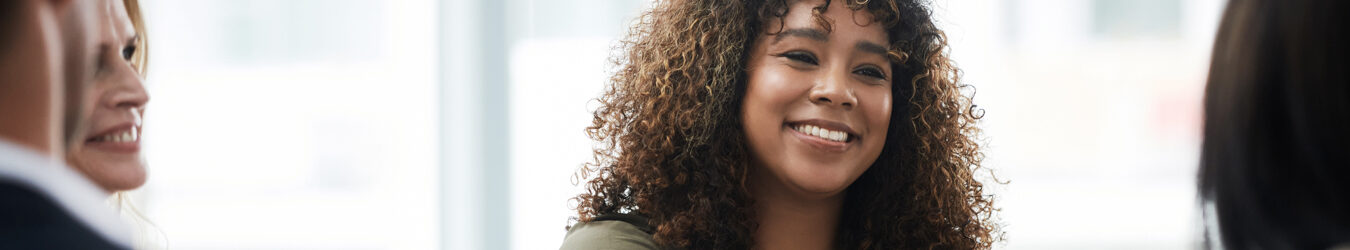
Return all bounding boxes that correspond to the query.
[64,0,159,248]
[68,0,150,192]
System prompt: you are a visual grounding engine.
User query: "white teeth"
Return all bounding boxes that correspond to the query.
[793,124,849,142]
[95,129,137,143]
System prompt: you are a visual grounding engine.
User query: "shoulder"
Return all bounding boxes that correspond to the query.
[0,181,128,249]
[0,141,132,249]
[560,214,658,250]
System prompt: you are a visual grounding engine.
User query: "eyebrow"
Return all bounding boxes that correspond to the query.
[855,41,890,56]
[774,28,828,43]
[775,28,891,56]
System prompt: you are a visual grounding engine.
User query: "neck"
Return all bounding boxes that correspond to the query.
[0,1,62,158]
[750,171,845,250]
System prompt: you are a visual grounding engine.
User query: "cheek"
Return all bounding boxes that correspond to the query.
[743,66,804,121]
[863,90,893,146]
[748,68,803,103]
[81,81,113,122]
[741,65,808,154]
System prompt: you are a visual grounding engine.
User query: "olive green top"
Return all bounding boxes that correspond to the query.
[559,214,658,250]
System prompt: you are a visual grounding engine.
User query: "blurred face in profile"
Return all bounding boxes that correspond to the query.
[0,0,100,155]
[67,0,149,192]
[742,0,893,199]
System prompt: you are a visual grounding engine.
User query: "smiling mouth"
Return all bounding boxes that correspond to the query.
[86,128,138,143]
[790,123,852,143]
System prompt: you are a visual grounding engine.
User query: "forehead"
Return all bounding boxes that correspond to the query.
[103,0,135,36]
[777,0,888,43]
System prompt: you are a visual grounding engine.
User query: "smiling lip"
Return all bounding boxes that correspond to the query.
[84,123,140,153]
[787,119,858,137]
[785,119,859,153]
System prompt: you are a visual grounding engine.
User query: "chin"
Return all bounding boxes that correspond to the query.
[99,163,147,191]
[73,159,148,192]
[782,162,859,197]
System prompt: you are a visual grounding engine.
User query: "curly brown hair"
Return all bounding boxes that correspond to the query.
[571,0,1000,248]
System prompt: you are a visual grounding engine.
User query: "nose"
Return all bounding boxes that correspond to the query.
[102,61,149,112]
[808,68,857,109]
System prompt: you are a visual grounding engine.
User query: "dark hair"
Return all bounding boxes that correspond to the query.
[1199,0,1350,249]
[572,0,999,248]
[0,1,18,53]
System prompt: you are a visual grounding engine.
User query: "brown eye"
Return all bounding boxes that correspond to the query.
[782,51,819,65]
[853,66,886,80]
[121,45,136,61]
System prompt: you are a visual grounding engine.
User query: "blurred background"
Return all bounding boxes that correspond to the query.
[133,0,1224,249]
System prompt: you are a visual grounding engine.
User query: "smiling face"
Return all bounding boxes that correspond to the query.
[67,0,149,192]
[743,0,893,198]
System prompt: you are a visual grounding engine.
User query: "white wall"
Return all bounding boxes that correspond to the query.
[140,0,439,249]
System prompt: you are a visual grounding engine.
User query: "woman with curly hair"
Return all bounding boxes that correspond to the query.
[562,0,998,248]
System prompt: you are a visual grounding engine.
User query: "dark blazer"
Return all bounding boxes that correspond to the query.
[0,140,131,250]
[0,179,129,250]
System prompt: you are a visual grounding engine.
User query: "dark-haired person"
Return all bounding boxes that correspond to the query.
[1199,0,1350,249]
[561,0,998,249]
[0,0,134,248]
